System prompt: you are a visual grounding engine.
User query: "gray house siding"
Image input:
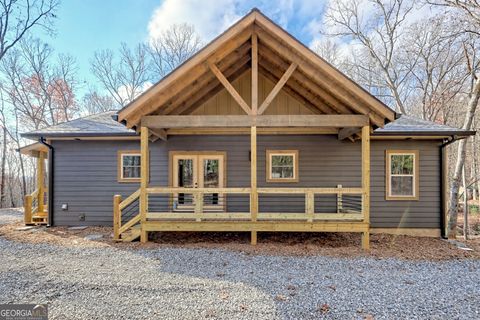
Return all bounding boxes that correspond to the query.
[52,135,441,229]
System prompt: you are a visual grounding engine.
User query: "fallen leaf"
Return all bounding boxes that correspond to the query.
[318,303,330,314]
[275,294,288,302]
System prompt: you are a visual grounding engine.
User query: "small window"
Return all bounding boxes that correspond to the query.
[266,150,298,182]
[386,150,419,200]
[118,151,141,182]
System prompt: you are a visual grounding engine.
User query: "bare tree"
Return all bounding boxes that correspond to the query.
[1,37,79,129]
[426,1,480,238]
[0,0,59,61]
[0,86,7,207]
[91,43,151,107]
[82,87,116,115]
[312,38,343,67]
[323,0,416,113]
[149,23,202,78]
[405,15,469,122]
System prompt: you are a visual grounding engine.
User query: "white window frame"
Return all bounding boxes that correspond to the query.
[386,150,419,200]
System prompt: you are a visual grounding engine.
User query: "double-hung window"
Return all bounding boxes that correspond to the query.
[386,150,419,200]
[266,150,299,182]
[118,151,141,182]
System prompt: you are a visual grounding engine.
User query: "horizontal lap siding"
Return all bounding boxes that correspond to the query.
[371,140,441,228]
[52,136,441,229]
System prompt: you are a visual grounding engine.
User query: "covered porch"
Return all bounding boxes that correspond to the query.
[113,10,396,248]
[113,115,372,248]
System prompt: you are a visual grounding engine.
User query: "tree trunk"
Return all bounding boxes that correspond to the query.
[462,165,469,240]
[0,126,6,208]
[448,77,480,238]
[472,136,478,200]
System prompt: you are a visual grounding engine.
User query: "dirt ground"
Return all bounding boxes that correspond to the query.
[1,220,479,261]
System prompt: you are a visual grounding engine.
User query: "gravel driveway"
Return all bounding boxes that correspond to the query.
[0,233,479,320]
[0,208,23,225]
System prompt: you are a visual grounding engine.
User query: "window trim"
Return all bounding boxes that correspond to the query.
[117,150,142,183]
[266,150,299,183]
[385,150,419,200]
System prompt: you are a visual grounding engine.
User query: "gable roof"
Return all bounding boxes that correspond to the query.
[21,111,473,139]
[21,111,135,139]
[116,8,396,129]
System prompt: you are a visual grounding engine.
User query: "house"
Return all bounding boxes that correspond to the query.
[19,9,474,248]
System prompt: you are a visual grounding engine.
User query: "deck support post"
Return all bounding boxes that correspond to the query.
[24,195,33,225]
[250,126,258,245]
[361,125,370,250]
[140,126,149,243]
[37,152,45,213]
[113,195,122,240]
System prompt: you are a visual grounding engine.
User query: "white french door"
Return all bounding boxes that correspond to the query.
[172,153,225,211]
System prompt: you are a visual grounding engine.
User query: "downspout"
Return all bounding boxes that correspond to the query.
[440,136,460,239]
[39,137,54,227]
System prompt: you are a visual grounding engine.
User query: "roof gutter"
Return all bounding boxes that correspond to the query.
[39,137,54,227]
[439,135,467,239]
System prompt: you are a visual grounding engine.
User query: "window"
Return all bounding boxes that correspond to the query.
[118,151,141,182]
[266,150,299,182]
[386,150,419,200]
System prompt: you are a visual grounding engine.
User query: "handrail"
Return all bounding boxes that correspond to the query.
[31,189,39,199]
[113,186,365,238]
[257,187,363,194]
[119,189,141,210]
[146,187,251,194]
[114,189,141,240]
[24,188,39,225]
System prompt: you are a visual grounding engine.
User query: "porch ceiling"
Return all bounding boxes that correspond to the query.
[117,9,395,132]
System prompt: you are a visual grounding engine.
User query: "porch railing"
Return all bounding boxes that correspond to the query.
[24,188,48,225]
[114,186,364,223]
[113,189,141,240]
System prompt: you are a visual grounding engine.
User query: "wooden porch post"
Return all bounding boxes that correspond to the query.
[140,126,149,243]
[250,32,258,245]
[37,152,45,213]
[361,125,370,250]
[250,126,258,245]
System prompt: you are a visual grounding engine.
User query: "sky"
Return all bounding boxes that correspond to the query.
[34,0,329,94]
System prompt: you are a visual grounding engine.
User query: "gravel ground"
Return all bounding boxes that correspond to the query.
[0,234,479,319]
[0,207,22,225]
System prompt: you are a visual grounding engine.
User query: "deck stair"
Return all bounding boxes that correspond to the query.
[113,190,142,242]
[32,210,48,225]
[119,225,141,242]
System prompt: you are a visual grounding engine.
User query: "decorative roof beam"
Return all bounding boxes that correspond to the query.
[141,115,369,128]
[251,32,258,115]
[258,62,297,115]
[208,61,252,115]
[338,127,362,140]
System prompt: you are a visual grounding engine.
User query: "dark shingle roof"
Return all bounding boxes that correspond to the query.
[21,112,474,139]
[374,115,475,136]
[21,111,136,139]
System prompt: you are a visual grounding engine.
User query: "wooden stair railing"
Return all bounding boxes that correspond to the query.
[113,189,141,241]
[24,188,47,225]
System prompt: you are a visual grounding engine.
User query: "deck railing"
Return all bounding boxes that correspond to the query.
[114,186,365,228]
[113,189,141,240]
[24,188,48,225]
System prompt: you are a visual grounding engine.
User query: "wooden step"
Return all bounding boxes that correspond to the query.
[120,225,141,242]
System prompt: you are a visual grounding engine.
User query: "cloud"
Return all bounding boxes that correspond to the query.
[147,0,327,43]
[148,0,242,42]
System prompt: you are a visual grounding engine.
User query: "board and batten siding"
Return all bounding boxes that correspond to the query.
[51,136,441,229]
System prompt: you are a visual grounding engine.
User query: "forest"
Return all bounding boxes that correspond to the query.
[0,0,479,238]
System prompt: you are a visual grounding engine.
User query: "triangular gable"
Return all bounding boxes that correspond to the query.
[117,8,396,129]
